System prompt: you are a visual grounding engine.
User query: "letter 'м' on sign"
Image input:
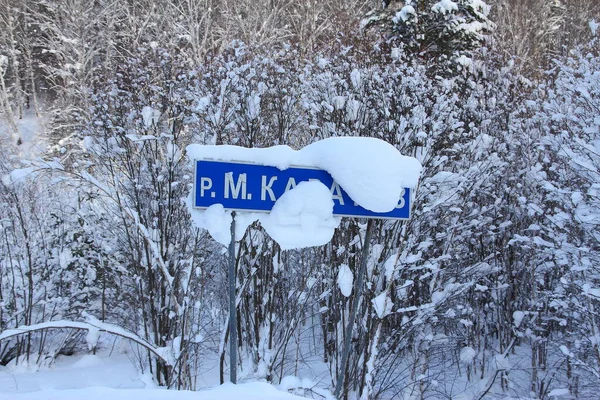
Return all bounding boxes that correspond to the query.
[193,159,411,220]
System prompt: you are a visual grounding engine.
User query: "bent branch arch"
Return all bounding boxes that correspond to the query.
[0,320,173,366]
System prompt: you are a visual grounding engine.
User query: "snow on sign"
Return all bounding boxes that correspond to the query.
[193,160,411,219]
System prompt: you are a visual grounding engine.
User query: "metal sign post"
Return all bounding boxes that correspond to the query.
[228,211,237,384]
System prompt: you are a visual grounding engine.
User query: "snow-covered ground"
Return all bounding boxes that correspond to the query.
[0,351,307,400]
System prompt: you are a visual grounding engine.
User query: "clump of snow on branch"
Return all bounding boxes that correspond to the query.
[513,311,525,328]
[432,0,458,14]
[394,5,416,23]
[337,264,353,297]
[459,346,476,364]
[141,106,161,128]
[372,292,393,319]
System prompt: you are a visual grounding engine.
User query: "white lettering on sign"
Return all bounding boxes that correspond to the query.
[330,181,345,205]
[284,177,297,192]
[200,177,212,197]
[395,188,406,209]
[261,175,277,201]
[225,172,247,199]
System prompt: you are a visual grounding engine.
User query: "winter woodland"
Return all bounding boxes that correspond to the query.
[1,0,600,399]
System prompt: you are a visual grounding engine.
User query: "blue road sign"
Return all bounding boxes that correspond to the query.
[194,159,411,220]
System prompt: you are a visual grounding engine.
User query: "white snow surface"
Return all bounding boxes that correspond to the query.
[187,137,421,249]
[0,352,308,400]
[1,381,305,400]
[548,388,570,398]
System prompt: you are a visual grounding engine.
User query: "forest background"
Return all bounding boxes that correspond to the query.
[1,0,600,399]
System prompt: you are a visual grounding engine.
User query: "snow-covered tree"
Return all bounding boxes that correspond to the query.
[362,0,494,72]
[528,33,600,397]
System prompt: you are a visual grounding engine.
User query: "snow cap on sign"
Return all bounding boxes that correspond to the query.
[296,137,421,212]
[187,136,421,213]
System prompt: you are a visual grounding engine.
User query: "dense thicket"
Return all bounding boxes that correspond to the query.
[1,0,600,399]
